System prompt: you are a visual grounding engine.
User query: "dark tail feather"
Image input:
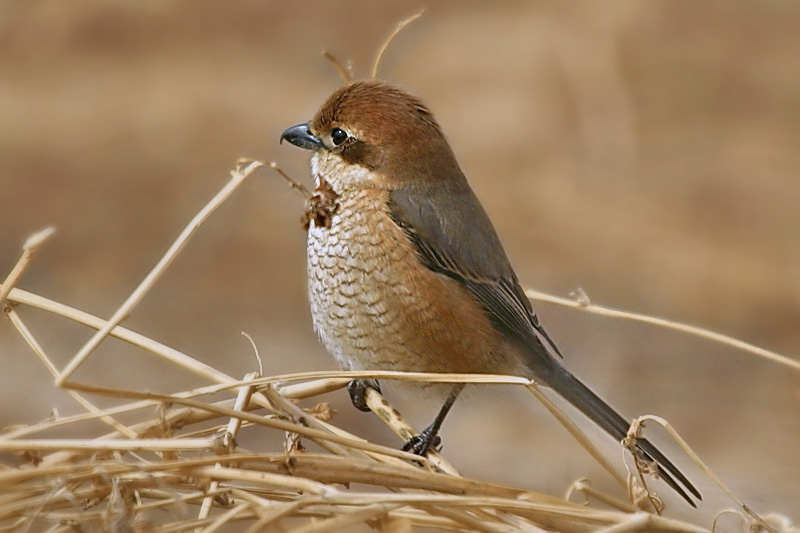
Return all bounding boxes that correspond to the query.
[546,365,701,506]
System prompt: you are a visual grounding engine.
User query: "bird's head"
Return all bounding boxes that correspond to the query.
[281,80,461,191]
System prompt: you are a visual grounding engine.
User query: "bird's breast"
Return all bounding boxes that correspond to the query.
[306,187,505,376]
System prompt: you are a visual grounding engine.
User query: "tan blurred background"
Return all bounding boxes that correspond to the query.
[1,0,798,526]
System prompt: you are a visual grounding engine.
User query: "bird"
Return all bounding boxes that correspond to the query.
[280,79,700,506]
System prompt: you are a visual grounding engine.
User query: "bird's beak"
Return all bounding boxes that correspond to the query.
[280,123,324,151]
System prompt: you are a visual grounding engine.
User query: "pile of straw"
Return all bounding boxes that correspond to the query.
[0,161,790,532]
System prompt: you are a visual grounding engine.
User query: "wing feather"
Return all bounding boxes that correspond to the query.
[388,181,562,365]
[387,179,700,505]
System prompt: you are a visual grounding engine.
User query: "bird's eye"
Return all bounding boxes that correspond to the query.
[331,127,348,146]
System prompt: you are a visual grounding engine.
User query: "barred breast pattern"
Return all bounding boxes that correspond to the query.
[307,188,418,371]
[306,187,503,376]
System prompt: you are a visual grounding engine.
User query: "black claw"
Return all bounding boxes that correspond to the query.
[401,384,463,457]
[402,424,443,456]
[347,379,381,412]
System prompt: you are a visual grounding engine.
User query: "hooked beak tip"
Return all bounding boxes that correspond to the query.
[280,123,323,151]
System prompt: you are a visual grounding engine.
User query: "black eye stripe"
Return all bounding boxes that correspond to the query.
[331,127,347,146]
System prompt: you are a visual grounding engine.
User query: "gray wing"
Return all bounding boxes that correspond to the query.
[388,181,703,506]
[388,180,562,365]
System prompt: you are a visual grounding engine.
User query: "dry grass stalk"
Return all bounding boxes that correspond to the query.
[524,288,800,373]
[56,159,264,387]
[322,51,353,84]
[0,226,55,307]
[371,10,425,79]
[0,159,790,531]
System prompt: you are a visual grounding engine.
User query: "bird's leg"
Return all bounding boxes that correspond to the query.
[403,383,465,456]
[347,379,381,412]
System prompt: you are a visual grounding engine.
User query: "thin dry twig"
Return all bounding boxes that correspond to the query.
[58,383,428,464]
[269,160,311,197]
[240,331,264,376]
[566,479,637,513]
[322,50,352,83]
[525,382,628,490]
[371,10,425,79]
[628,415,776,532]
[2,287,235,387]
[57,159,264,386]
[5,309,135,438]
[0,226,55,307]
[196,372,258,524]
[524,288,799,372]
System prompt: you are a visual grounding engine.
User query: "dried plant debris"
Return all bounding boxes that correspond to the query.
[302,175,340,231]
[0,150,791,531]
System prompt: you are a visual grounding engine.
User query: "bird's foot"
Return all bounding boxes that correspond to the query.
[402,424,443,456]
[347,379,381,412]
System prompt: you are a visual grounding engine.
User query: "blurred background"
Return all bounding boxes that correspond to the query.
[1,0,798,526]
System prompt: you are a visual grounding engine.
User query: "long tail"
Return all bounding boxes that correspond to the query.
[546,364,702,506]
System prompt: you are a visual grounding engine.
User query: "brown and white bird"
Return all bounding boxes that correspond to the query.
[281,79,700,505]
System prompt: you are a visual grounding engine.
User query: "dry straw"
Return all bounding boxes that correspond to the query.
[0,157,793,532]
